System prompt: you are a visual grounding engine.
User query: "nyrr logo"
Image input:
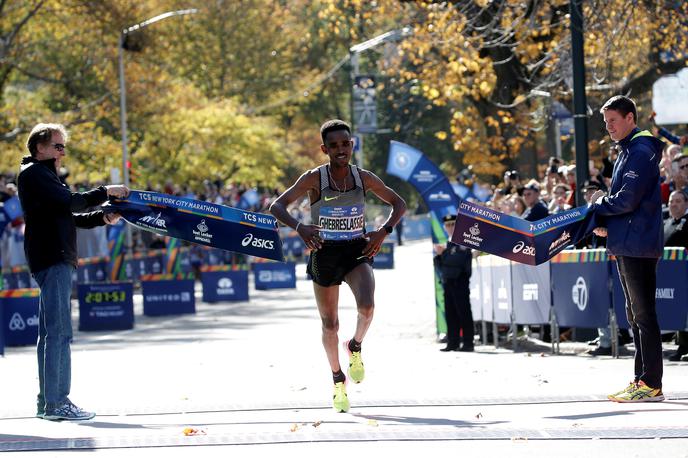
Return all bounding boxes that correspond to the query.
[241,233,275,250]
[217,277,234,295]
[571,276,588,311]
[512,240,536,256]
[139,212,167,229]
[469,224,481,237]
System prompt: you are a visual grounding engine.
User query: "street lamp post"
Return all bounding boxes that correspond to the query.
[349,26,412,168]
[117,9,197,252]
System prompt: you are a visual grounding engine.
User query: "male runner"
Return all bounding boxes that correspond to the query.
[269,119,406,412]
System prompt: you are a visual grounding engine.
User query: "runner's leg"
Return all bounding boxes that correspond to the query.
[344,262,375,343]
[313,283,342,373]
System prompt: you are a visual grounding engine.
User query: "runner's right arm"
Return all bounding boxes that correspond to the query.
[269,170,323,250]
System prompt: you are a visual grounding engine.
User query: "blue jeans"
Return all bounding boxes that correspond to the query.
[33,262,75,410]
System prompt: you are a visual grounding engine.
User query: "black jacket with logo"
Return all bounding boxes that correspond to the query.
[17,156,108,273]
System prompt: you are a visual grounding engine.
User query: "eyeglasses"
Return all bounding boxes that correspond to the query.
[52,143,65,152]
[680,164,688,170]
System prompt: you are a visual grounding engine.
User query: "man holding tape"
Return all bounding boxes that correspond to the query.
[270,119,406,412]
[18,123,128,420]
[591,96,666,402]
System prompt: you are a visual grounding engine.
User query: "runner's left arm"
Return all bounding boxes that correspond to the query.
[361,171,406,257]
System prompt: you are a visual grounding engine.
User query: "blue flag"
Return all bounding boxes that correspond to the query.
[106,190,284,262]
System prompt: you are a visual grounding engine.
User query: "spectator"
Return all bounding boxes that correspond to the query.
[511,195,527,217]
[521,180,549,221]
[663,190,688,362]
[434,214,474,352]
[549,183,572,213]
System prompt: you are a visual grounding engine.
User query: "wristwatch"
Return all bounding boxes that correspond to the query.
[383,225,393,234]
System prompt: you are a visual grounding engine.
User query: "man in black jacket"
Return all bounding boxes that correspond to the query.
[434,214,474,352]
[18,123,128,421]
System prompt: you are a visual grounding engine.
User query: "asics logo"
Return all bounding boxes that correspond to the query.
[512,240,536,256]
[241,233,275,250]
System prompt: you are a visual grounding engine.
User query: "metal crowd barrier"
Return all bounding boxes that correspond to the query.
[470,248,688,355]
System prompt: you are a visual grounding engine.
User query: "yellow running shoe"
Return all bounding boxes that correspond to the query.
[611,381,664,403]
[343,340,365,383]
[607,381,638,401]
[332,382,350,412]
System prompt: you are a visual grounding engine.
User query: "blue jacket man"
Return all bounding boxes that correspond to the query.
[594,128,665,257]
[592,96,665,403]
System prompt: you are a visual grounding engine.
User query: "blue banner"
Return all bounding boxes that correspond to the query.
[1,292,39,346]
[387,141,460,335]
[612,250,688,331]
[452,199,596,265]
[201,270,249,302]
[107,190,284,262]
[77,283,134,331]
[253,262,296,290]
[550,251,610,328]
[373,242,395,269]
[387,141,459,221]
[141,278,196,316]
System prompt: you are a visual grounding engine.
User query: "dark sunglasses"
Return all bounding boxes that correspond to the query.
[52,143,65,152]
[680,164,688,170]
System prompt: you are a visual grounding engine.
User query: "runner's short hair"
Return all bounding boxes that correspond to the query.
[320,119,351,144]
[600,95,637,123]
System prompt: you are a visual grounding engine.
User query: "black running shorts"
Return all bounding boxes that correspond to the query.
[307,238,373,286]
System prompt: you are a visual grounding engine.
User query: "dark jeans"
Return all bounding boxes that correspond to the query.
[616,256,663,389]
[443,275,474,347]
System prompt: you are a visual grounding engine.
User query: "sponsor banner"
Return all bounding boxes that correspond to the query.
[373,242,394,269]
[141,279,196,316]
[452,200,596,266]
[77,283,134,331]
[491,257,512,325]
[611,252,688,331]
[76,257,109,284]
[551,256,610,328]
[1,266,35,290]
[1,292,39,346]
[477,255,494,322]
[201,270,249,303]
[253,262,296,290]
[107,190,284,262]
[511,261,551,325]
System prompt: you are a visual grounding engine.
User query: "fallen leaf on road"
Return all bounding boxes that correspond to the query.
[290,423,299,432]
[312,421,322,427]
[367,419,379,427]
[475,412,483,419]
[182,427,206,436]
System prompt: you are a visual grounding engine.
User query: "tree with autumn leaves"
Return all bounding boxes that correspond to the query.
[1,0,686,196]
